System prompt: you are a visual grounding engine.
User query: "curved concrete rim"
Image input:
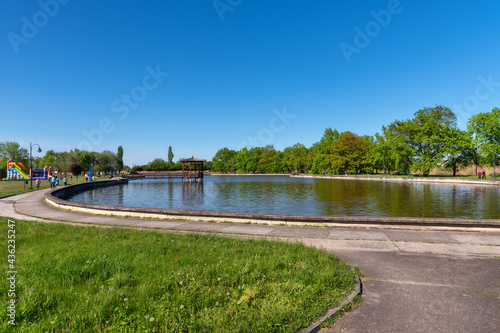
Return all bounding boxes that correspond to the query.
[44,180,500,228]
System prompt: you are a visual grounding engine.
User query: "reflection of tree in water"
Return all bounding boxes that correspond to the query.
[311,179,499,218]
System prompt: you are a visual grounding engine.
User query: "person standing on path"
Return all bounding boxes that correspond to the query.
[36,178,40,190]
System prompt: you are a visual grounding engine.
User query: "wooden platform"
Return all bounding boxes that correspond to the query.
[128,171,209,180]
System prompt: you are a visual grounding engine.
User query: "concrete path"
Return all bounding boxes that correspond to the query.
[1,189,499,332]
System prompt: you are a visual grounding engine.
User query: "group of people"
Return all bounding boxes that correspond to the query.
[477,171,488,179]
[46,174,68,189]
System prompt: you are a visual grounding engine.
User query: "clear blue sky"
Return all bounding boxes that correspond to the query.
[2,1,499,166]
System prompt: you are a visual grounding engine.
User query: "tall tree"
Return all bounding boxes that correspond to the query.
[467,107,500,165]
[442,128,474,176]
[167,146,174,164]
[212,148,237,173]
[117,146,124,173]
[328,132,368,174]
[311,128,337,174]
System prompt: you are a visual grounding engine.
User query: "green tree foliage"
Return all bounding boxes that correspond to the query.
[117,146,124,173]
[167,146,174,164]
[212,148,237,173]
[311,128,337,174]
[286,143,310,173]
[328,132,368,174]
[442,128,474,176]
[0,141,29,167]
[467,107,500,165]
[382,106,459,176]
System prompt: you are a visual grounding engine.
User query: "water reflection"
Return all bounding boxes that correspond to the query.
[67,177,500,219]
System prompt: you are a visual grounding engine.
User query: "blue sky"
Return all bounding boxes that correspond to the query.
[1,1,499,166]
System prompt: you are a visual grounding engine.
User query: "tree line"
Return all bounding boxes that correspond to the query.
[211,106,500,176]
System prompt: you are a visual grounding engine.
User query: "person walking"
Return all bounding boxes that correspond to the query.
[36,178,40,190]
[48,175,53,189]
[52,176,56,189]
[482,171,486,179]
[63,177,67,186]
[55,177,59,188]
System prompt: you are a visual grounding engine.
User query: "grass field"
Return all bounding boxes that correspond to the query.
[0,218,358,332]
[0,175,105,197]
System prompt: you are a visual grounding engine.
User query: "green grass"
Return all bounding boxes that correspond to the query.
[320,294,362,328]
[0,175,107,197]
[0,218,357,332]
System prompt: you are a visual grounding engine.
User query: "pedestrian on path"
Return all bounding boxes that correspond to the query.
[36,178,40,190]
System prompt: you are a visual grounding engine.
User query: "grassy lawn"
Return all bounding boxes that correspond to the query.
[0,175,105,197]
[0,218,358,332]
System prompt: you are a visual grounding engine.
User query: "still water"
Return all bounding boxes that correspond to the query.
[67,176,500,219]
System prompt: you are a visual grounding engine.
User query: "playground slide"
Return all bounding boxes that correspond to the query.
[13,163,29,179]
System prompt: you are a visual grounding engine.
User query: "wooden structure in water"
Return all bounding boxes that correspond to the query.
[181,157,206,180]
[128,157,207,181]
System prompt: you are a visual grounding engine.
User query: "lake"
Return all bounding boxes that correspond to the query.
[67,176,500,219]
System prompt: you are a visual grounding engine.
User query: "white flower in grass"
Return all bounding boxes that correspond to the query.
[220,260,222,263]
[237,300,241,304]
[179,281,183,285]
[217,277,221,281]
[226,292,230,296]
[145,315,149,319]
[150,317,154,322]
[218,293,221,296]
[178,273,180,275]
[180,305,184,309]
[51,321,55,324]
[86,260,89,263]
[225,274,228,277]
[215,302,219,306]
[124,298,128,302]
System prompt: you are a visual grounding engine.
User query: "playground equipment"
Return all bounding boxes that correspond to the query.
[5,159,52,180]
[6,159,29,180]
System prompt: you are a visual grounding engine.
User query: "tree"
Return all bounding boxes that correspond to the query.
[168,146,174,165]
[311,128,338,174]
[328,132,368,174]
[212,148,237,173]
[286,143,309,173]
[117,146,124,173]
[146,158,168,171]
[442,128,474,176]
[384,105,458,176]
[70,163,83,176]
[235,148,250,173]
[0,141,29,167]
[258,145,277,173]
[467,107,500,166]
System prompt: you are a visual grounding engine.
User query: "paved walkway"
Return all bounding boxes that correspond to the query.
[1,189,500,332]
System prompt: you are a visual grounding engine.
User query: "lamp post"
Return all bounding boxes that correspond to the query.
[489,148,497,181]
[29,142,42,189]
[494,148,497,180]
